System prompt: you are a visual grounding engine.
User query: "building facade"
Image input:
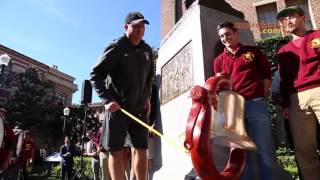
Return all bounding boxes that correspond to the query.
[162,0,320,40]
[0,44,77,106]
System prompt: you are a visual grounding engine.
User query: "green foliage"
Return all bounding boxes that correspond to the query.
[51,157,93,179]
[256,35,292,71]
[52,164,61,177]
[66,105,100,143]
[73,156,93,178]
[5,68,100,144]
[276,147,299,179]
[6,68,63,139]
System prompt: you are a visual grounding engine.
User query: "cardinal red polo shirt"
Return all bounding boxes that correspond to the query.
[0,124,15,164]
[277,30,320,107]
[22,139,35,162]
[213,45,272,99]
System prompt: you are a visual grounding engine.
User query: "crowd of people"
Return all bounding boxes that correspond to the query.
[0,108,36,180]
[1,5,320,180]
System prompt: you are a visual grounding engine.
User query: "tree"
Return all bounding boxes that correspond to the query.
[6,68,63,140]
[65,105,100,144]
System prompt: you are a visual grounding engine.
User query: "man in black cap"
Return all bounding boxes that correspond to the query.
[90,11,153,180]
[276,6,320,180]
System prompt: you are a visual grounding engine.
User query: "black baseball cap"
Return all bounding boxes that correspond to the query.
[125,11,149,25]
[276,6,305,20]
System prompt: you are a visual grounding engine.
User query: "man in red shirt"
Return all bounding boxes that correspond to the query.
[21,130,35,180]
[213,21,275,180]
[0,108,15,179]
[277,6,320,180]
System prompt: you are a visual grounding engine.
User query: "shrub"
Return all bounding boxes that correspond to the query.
[256,35,292,71]
[51,156,93,179]
[276,147,299,179]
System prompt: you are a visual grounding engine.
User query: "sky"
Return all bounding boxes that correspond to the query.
[0,0,161,104]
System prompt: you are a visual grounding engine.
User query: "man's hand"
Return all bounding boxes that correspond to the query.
[64,152,71,157]
[149,123,155,137]
[105,102,120,112]
[263,79,271,97]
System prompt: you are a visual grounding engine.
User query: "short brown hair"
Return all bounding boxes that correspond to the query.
[217,21,237,32]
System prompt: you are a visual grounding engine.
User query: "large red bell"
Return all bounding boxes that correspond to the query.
[184,75,248,180]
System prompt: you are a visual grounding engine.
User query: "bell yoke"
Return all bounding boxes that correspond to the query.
[184,74,256,180]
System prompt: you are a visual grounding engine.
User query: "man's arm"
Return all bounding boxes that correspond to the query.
[213,56,223,75]
[60,146,68,157]
[263,79,272,97]
[278,53,292,108]
[255,48,272,96]
[90,45,120,105]
[144,47,154,114]
[60,146,64,157]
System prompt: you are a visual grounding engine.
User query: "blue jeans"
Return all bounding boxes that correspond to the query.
[240,97,276,180]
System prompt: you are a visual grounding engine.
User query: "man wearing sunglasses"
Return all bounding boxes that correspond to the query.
[277,6,320,180]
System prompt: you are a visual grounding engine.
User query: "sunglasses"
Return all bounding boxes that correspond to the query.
[278,14,300,24]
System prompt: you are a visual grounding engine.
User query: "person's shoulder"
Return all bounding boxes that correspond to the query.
[308,29,320,35]
[140,40,152,51]
[113,34,128,46]
[307,30,320,42]
[103,34,127,52]
[143,41,152,49]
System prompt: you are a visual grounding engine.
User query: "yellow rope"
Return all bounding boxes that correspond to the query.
[120,108,189,153]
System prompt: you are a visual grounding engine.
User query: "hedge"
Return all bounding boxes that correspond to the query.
[52,156,93,179]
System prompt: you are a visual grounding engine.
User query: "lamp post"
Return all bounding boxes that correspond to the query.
[0,54,11,88]
[63,107,70,137]
[0,54,11,75]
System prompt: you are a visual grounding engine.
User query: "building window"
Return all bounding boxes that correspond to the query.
[256,3,281,39]
[285,0,313,30]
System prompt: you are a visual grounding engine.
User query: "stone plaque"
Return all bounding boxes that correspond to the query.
[161,42,193,104]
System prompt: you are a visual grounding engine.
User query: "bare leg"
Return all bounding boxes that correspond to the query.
[131,148,147,180]
[130,148,136,180]
[108,150,125,180]
[148,159,154,180]
[123,147,131,180]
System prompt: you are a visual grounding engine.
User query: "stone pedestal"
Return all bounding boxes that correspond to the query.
[154,1,255,179]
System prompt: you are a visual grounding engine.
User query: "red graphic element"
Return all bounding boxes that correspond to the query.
[184,75,245,180]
